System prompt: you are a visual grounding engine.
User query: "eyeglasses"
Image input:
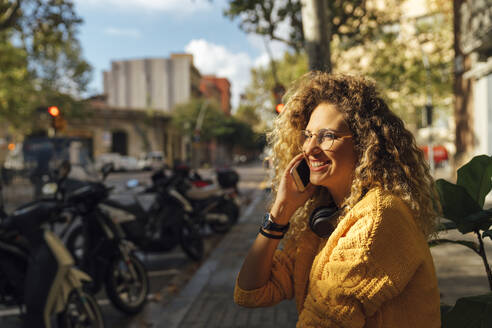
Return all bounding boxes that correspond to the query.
[299,129,352,151]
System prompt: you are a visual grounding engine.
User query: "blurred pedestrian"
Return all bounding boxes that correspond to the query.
[234,72,441,327]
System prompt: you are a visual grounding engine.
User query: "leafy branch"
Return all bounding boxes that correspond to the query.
[434,155,492,327]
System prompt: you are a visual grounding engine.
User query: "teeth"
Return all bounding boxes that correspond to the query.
[311,161,327,167]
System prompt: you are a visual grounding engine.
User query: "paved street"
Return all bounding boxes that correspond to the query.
[0,162,271,327]
[0,162,491,327]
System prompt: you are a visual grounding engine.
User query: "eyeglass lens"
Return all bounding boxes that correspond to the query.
[299,129,335,151]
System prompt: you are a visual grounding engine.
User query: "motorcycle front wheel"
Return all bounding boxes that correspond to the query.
[57,290,105,328]
[65,225,84,267]
[105,253,149,314]
[180,218,204,261]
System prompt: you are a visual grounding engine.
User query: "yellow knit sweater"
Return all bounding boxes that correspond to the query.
[234,188,441,327]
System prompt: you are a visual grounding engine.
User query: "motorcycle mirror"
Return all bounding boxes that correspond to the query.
[101,162,114,180]
[126,179,139,189]
[42,182,58,195]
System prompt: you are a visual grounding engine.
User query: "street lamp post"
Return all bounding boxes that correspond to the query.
[192,100,209,169]
[421,52,435,175]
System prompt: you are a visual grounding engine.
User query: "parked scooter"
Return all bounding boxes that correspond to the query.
[193,167,240,223]
[100,166,205,261]
[0,161,105,328]
[145,165,240,235]
[60,163,149,314]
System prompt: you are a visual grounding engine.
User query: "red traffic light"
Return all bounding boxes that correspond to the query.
[48,106,60,117]
[276,103,284,113]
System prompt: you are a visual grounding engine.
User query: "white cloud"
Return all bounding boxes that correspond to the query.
[104,27,141,38]
[76,0,212,14]
[185,39,254,109]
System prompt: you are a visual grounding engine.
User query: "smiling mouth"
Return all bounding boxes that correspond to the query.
[309,160,331,169]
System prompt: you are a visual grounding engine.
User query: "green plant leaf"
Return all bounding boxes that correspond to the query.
[457,155,492,208]
[460,209,492,234]
[442,293,492,328]
[428,238,479,253]
[436,221,457,232]
[436,179,483,232]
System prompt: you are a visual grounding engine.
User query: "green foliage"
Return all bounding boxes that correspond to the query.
[0,34,36,129]
[436,180,485,233]
[332,4,454,129]
[442,293,492,328]
[434,155,492,325]
[234,104,261,131]
[224,0,401,51]
[457,155,492,208]
[242,51,308,130]
[224,0,304,50]
[232,0,453,131]
[0,0,92,132]
[172,99,264,151]
[436,155,492,233]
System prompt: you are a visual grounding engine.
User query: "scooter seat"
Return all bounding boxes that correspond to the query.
[186,184,221,200]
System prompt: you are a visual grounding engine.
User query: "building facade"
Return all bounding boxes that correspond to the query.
[454,0,492,160]
[199,76,231,115]
[103,53,202,112]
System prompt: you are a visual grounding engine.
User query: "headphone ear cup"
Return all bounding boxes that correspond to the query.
[309,206,338,238]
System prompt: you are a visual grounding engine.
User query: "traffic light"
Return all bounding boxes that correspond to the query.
[48,106,60,117]
[275,103,285,113]
[47,106,66,133]
[272,84,285,114]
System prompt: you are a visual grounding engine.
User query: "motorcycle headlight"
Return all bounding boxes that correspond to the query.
[42,182,58,195]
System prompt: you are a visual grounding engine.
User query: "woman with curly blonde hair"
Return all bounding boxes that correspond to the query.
[234,72,441,327]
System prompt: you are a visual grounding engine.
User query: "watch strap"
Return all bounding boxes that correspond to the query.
[263,213,290,232]
[259,227,284,239]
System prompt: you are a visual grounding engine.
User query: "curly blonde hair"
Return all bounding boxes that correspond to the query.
[268,72,440,241]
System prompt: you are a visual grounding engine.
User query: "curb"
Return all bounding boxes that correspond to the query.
[155,187,265,328]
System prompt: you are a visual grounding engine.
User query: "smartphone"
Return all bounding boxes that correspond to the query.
[290,158,310,192]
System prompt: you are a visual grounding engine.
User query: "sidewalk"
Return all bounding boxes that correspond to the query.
[147,187,492,328]
[152,187,298,327]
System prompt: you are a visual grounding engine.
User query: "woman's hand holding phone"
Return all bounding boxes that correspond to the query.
[270,153,315,225]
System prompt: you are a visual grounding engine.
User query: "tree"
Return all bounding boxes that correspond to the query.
[331,0,454,130]
[224,0,403,71]
[234,0,453,131]
[241,51,309,130]
[0,34,36,130]
[0,0,92,132]
[172,99,264,154]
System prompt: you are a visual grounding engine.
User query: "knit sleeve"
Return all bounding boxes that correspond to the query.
[298,190,424,327]
[234,247,295,308]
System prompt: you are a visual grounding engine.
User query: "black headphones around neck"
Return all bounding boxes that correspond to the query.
[309,205,344,238]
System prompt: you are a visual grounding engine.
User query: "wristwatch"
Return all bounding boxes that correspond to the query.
[261,213,290,233]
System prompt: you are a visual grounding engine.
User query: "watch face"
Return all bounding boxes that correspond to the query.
[262,213,272,229]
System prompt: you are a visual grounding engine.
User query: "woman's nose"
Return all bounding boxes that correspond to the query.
[303,136,320,156]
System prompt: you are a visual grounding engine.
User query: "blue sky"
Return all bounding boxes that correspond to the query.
[74,0,288,109]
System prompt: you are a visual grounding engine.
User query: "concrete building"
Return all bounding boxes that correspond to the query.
[454,0,492,161]
[103,53,201,112]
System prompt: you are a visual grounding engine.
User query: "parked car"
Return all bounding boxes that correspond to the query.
[119,156,139,171]
[95,153,124,171]
[137,151,165,171]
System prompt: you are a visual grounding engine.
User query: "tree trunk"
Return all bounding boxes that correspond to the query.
[300,0,332,72]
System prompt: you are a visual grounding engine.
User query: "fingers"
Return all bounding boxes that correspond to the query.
[286,153,306,173]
